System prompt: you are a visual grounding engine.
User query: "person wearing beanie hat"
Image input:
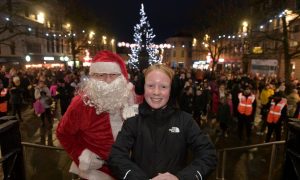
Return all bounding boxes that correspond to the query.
[56,50,137,180]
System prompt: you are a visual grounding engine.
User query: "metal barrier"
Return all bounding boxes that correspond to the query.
[21,142,72,180]
[283,120,300,179]
[216,141,286,180]
[0,116,25,180]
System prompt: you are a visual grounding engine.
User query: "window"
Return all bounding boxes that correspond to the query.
[47,38,50,52]
[24,7,29,17]
[51,38,55,52]
[56,38,60,53]
[61,39,64,53]
[26,42,41,53]
[10,42,15,55]
[294,25,300,33]
[35,27,39,37]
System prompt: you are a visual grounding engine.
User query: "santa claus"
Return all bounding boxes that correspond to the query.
[56,50,137,180]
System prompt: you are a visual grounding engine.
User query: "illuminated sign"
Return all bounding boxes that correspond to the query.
[44,56,54,61]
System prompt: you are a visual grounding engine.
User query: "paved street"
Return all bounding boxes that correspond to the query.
[18,104,61,146]
[14,103,72,180]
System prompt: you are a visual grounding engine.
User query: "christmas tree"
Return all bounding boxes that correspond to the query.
[128,3,160,70]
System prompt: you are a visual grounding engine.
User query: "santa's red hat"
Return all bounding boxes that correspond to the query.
[89,50,128,80]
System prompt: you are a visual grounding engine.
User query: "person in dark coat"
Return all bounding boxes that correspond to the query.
[193,88,205,126]
[0,79,9,117]
[9,76,24,121]
[179,86,194,114]
[108,64,217,180]
[56,79,75,116]
[216,97,232,137]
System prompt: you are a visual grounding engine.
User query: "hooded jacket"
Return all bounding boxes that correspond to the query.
[108,102,217,180]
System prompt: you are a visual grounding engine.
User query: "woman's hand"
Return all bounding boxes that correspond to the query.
[152,172,179,180]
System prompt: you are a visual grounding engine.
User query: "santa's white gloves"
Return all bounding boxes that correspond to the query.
[78,149,104,171]
[122,104,139,120]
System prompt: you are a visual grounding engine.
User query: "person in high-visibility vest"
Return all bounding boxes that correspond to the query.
[265,92,287,142]
[237,85,256,143]
[257,83,274,136]
[0,79,8,117]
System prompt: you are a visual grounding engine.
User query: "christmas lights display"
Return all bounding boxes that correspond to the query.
[128,3,160,70]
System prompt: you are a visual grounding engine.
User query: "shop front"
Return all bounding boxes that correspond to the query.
[24,54,71,69]
[192,60,209,70]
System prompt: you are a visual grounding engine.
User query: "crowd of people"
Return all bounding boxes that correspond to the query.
[0,65,83,144]
[130,66,300,143]
[2,60,298,143]
[1,50,300,179]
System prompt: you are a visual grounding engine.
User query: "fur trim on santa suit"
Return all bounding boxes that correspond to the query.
[56,50,137,180]
[89,50,129,81]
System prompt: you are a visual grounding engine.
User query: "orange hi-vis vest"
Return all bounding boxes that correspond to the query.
[238,93,255,116]
[267,98,287,124]
[0,88,8,113]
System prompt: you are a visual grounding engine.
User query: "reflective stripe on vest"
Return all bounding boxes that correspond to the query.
[0,102,7,112]
[267,98,287,123]
[0,88,8,112]
[0,88,7,97]
[238,93,255,116]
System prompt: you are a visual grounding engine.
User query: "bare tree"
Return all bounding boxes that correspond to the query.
[247,1,300,82]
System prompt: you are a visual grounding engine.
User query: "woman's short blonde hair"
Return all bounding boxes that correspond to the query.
[143,64,174,80]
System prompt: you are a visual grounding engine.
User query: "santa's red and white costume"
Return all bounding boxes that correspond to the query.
[56,51,137,180]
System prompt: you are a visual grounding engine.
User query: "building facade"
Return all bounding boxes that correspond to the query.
[0,0,73,68]
[163,33,193,68]
[244,0,300,79]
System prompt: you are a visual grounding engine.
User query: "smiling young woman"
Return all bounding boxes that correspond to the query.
[108,64,217,180]
[143,64,174,109]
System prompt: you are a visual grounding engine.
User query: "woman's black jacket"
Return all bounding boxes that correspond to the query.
[108,103,217,180]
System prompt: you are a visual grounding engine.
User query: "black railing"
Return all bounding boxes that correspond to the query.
[216,140,285,180]
[21,142,72,180]
[0,116,25,180]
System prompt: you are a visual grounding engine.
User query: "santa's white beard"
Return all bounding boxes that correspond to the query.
[80,76,130,114]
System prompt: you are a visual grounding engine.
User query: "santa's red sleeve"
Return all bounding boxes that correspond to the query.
[56,95,85,165]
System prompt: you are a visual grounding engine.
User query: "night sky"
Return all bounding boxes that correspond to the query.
[84,0,200,43]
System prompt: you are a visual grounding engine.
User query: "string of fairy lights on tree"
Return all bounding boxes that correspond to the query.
[128,3,160,70]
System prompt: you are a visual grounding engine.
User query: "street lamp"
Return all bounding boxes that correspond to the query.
[89,31,95,39]
[102,36,107,45]
[25,55,31,62]
[37,12,45,24]
[242,21,248,36]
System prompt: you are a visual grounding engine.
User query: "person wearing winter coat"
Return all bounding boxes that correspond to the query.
[217,97,232,137]
[257,84,274,135]
[286,89,300,117]
[108,64,217,180]
[179,86,194,114]
[9,76,24,121]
